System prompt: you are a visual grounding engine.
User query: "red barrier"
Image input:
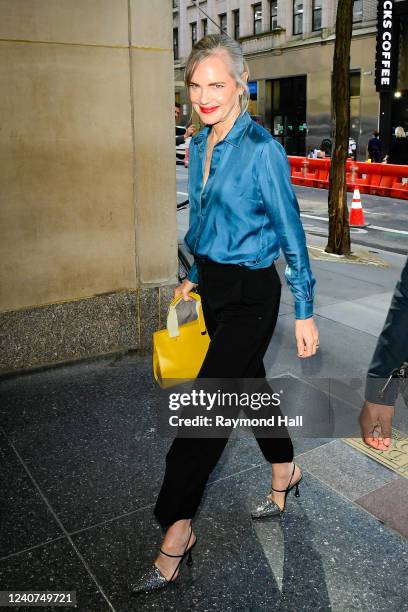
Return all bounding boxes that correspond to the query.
[288,156,408,200]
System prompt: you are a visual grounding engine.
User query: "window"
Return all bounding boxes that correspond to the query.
[202,18,208,37]
[353,0,363,23]
[270,1,278,30]
[350,71,361,97]
[254,3,262,35]
[312,1,322,31]
[219,13,227,34]
[233,9,240,39]
[173,28,179,60]
[270,76,307,155]
[293,0,303,35]
[191,22,197,47]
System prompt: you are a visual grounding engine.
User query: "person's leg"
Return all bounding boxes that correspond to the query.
[236,265,299,508]
[244,364,298,511]
[154,436,229,527]
[245,371,301,513]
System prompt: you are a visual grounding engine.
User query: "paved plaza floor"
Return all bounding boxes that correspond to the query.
[1,238,407,611]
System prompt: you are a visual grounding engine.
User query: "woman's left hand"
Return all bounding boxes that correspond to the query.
[295,317,319,358]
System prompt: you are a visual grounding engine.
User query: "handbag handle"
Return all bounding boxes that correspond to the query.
[167,292,206,338]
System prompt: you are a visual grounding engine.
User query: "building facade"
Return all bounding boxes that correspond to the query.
[0,0,178,371]
[173,0,408,160]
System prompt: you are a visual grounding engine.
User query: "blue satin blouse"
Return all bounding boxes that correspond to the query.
[185,111,316,319]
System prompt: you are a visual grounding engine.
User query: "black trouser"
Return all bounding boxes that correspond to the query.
[154,261,294,527]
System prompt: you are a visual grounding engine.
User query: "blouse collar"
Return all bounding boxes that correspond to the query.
[193,111,251,149]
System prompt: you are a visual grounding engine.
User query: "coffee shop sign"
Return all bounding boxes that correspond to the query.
[376,0,395,91]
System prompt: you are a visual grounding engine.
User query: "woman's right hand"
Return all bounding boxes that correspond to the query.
[174,279,197,301]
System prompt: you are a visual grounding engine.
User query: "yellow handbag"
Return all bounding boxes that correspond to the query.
[153,292,210,388]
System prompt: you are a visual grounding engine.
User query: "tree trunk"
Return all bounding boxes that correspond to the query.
[325,0,353,255]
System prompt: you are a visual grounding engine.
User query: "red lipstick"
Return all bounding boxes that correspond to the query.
[199,106,219,114]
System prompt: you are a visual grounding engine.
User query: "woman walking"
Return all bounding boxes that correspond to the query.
[131,34,319,595]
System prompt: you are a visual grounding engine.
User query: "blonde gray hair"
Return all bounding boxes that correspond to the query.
[185,34,250,115]
[395,126,406,138]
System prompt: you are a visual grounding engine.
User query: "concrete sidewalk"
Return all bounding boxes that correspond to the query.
[0,237,407,611]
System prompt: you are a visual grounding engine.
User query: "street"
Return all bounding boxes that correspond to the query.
[176,165,408,255]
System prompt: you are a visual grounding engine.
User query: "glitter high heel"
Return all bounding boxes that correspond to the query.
[251,464,302,519]
[130,525,196,595]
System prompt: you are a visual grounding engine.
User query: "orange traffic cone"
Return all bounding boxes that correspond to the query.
[349,187,366,227]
